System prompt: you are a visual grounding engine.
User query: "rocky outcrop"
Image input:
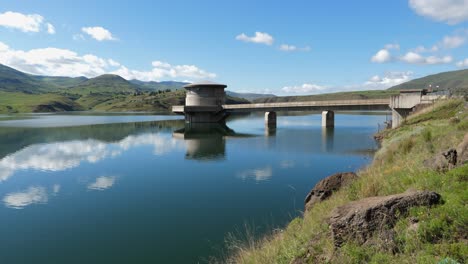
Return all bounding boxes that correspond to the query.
[456,133,468,165]
[304,172,358,211]
[329,190,441,248]
[423,148,458,171]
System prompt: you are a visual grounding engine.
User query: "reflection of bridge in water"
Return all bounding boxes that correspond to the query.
[173,82,442,128]
[172,123,340,161]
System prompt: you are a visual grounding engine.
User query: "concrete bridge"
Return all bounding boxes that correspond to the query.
[172,82,441,128]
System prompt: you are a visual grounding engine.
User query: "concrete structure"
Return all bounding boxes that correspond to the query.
[178,81,228,123]
[390,89,441,128]
[265,111,277,125]
[173,85,442,128]
[322,111,335,127]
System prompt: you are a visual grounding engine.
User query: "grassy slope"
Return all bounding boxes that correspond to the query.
[228,99,467,264]
[0,91,83,113]
[389,69,468,95]
[66,74,138,95]
[253,90,398,103]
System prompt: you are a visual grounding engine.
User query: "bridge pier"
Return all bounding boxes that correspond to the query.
[264,112,277,136]
[391,108,411,128]
[322,111,334,127]
[265,111,277,125]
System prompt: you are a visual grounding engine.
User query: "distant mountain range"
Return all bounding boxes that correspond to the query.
[253,69,468,103]
[0,64,253,113]
[0,64,187,94]
[0,64,275,100]
[0,63,466,113]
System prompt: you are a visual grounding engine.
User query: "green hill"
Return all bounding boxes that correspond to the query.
[389,69,468,95]
[67,74,139,95]
[0,64,251,113]
[226,91,276,101]
[33,75,88,89]
[0,64,50,93]
[130,80,188,91]
[254,69,468,103]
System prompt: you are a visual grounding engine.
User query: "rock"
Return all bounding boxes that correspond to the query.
[305,172,358,211]
[329,190,441,248]
[442,149,457,169]
[456,133,468,166]
[424,148,458,171]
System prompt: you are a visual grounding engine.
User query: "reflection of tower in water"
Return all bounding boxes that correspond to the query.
[173,123,254,161]
[321,126,334,152]
[173,124,228,160]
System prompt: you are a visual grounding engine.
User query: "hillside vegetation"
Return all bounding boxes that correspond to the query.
[225,99,467,263]
[254,69,468,104]
[0,64,249,113]
[389,69,468,95]
[253,90,398,103]
[1,63,467,113]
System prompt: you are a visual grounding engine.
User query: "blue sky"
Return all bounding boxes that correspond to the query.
[0,0,467,95]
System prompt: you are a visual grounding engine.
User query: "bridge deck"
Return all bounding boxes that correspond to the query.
[173,98,391,114]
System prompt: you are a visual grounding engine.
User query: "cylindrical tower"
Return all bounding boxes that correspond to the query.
[183,81,228,123]
[184,81,227,107]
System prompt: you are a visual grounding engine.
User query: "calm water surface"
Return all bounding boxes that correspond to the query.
[0,112,386,263]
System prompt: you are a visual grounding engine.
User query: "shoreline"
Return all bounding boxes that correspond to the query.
[224,98,468,264]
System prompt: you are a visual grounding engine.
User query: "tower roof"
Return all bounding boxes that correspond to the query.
[183,81,227,89]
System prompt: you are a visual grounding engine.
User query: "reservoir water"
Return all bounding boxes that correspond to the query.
[0,112,386,263]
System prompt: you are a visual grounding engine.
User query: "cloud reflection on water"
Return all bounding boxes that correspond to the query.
[237,166,273,182]
[88,176,116,191]
[3,186,48,209]
[0,133,183,181]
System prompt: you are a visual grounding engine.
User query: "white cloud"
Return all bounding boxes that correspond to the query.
[442,35,465,48]
[413,45,439,53]
[400,52,453,64]
[46,23,55,34]
[236,32,274,45]
[281,83,327,94]
[278,71,414,95]
[0,11,43,32]
[0,41,215,81]
[88,176,116,191]
[371,44,399,63]
[112,61,216,81]
[384,43,400,50]
[371,49,392,63]
[238,166,272,182]
[413,31,467,52]
[279,44,310,52]
[456,58,468,67]
[409,0,468,24]
[107,59,120,67]
[81,26,116,41]
[364,71,414,89]
[0,43,109,77]
[3,186,48,209]
[279,44,297,51]
[400,51,425,63]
